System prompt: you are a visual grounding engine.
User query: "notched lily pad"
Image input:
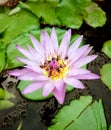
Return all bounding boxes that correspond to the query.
[102,40,111,58]
[47,96,107,130]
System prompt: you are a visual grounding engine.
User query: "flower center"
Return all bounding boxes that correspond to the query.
[40,56,68,80]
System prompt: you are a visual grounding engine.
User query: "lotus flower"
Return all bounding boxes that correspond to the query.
[9,28,100,104]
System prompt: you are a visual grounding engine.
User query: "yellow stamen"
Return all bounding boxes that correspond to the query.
[40,56,68,80]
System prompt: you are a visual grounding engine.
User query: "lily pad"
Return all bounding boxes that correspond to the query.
[47,96,107,130]
[0,7,39,47]
[19,1,60,25]
[102,40,111,58]
[83,2,106,28]
[100,64,111,90]
[56,0,106,29]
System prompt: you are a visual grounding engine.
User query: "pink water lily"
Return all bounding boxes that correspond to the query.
[9,28,100,104]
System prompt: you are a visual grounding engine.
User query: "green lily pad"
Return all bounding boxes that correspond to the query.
[83,2,106,28]
[102,40,111,58]
[56,0,106,29]
[56,0,83,29]
[19,1,60,25]
[100,64,111,90]
[47,96,107,130]
[0,7,39,47]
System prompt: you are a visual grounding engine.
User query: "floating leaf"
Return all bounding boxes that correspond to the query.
[56,0,106,29]
[0,7,39,47]
[0,100,14,110]
[83,2,106,28]
[100,64,111,90]
[102,40,111,58]
[47,96,107,130]
[56,0,83,29]
[19,1,60,25]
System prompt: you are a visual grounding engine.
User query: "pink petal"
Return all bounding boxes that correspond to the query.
[81,46,93,58]
[67,35,83,56]
[17,57,38,67]
[64,76,85,89]
[53,83,66,104]
[75,73,100,80]
[68,45,89,66]
[67,68,90,76]
[18,71,39,81]
[16,44,32,60]
[54,79,64,91]
[42,81,55,97]
[40,31,54,58]
[22,81,46,94]
[27,44,44,64]
[9,68,30,76]
[24,65,42,73]
[74,55,98,67]
[58,29,71,59]
[51,27,58,54]
[30,34,45,57]
[18,73,48,81]
[40,31,45,47]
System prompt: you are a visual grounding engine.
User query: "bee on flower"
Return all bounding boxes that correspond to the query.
[9,28,100,104]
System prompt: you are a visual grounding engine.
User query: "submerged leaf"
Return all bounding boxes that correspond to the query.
[0,46,6,72]
[0,100,14,110]
[100,64,111,90]
[47,96,107,130]
[102,40,111,58]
